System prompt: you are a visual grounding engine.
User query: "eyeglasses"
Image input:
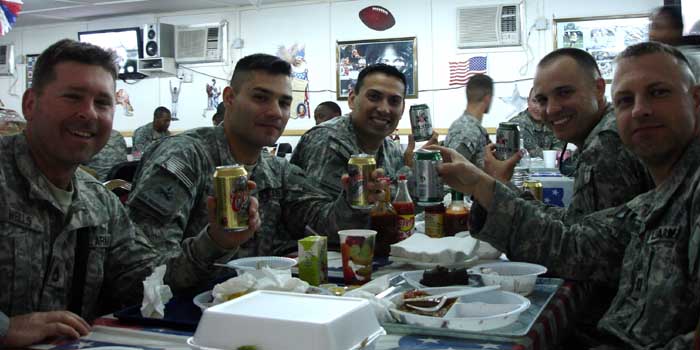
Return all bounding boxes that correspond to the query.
[558,143,576,177]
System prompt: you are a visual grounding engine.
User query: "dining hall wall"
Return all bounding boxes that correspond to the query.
[0,0,659,142]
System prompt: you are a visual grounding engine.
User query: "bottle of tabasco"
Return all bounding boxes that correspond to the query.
[444,190,470,236]
[392,174,415,241]
[370,177,399,258]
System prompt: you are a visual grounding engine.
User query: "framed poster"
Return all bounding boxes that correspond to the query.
[554,14,649,81]
[336,37,417,100]
[26,54,39,90]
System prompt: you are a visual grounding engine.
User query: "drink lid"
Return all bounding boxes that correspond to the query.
[398,174,406,181]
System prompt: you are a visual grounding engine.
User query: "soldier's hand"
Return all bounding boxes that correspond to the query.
[483,144,522,183]
[2,311,91,347]
[426,145,496,208]
[341,168,386,206]
[207,181,261,250]
[403,134,416,167]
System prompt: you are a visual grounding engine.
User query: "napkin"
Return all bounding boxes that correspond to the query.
[140,265,173,319]
[390,233,478,264]
[211,267,310,305]
[344,274,396,322]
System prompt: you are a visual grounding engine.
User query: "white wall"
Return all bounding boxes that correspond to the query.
[0,0,660,143]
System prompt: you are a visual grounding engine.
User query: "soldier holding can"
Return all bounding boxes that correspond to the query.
[291,64,438,200]
[444,74,494,169]
[127,54,373,258]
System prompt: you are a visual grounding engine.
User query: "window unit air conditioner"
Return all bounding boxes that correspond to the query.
[457,4,521,49]
[175,23,224,63]
[0,44,15,76]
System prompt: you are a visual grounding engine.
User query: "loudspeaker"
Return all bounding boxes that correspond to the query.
[143,23,175,58]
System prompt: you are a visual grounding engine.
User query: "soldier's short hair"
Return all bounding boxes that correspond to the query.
[651,5,683,31]
[230,53,292,89]
[616,41,696,85]
[538,48,602,82]
[466,74,493,103]
[32,39,118,94]
[354,64,407,96]
[317,101,341,115]
[153,106,171,120]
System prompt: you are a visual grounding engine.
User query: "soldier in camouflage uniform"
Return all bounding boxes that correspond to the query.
[0,39,260,348]
[127,54,367,258]
[433,42,700,350]
[291,64,430,199]
[82,129,127,181]
[131,106,172,155]
[444,74,493,169]
[507,88,564,158]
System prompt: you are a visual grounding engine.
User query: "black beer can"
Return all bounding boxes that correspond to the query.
[496,122,520,161]
[409,104,433,142]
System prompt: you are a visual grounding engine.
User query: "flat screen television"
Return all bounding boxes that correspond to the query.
[78,27,143,79]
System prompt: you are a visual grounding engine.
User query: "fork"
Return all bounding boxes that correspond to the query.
[404,285,500,312]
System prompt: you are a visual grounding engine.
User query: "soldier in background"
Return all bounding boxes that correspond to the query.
[132,106,172,155]
[0,39,260,348]
[444,74,493,169]
[212,102,225,126]
[431,41,700,350]
[126,54,371,258]
[82,129,127,181]
[507,88,564,158]
[291,64,435,199]
[313,101,341,125]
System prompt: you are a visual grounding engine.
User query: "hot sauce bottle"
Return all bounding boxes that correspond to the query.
[392,174,415,241]
[370,177,398,258]
[444,190,470,236]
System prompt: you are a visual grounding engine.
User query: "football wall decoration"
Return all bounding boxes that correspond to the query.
[359,6,395,31]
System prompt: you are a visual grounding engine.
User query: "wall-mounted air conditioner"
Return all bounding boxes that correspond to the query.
[457,4,522,49]
[175,23,225,63]
[0,44,15,76]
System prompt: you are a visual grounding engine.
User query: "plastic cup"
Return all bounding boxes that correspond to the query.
[543,150,557,169]
[338,229,376,285]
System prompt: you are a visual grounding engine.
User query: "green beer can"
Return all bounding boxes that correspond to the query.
[414,149,443,206]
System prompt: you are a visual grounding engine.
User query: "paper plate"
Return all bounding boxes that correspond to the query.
[388,287,530,332]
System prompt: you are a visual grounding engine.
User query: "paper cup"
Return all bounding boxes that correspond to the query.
[543,150,557,169]
[338,230,376,285]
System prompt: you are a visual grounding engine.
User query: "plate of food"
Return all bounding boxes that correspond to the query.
[387,287,530,332]
[401,266,476,289]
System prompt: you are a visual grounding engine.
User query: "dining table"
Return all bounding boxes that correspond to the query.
[28,251,587,350]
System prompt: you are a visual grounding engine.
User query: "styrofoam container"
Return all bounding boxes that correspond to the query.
[469,262,547,296]
[188,291,386,350]
[226,256,297,278]
[388,287,530,332]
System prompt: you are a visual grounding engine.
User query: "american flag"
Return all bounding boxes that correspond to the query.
[449,56,487,86]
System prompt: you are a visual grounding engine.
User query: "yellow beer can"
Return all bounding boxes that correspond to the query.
[522,180,543,201]
[347,153,376,209]
[213,165,249,231]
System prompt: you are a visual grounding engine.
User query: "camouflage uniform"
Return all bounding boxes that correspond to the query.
[471,139,700,349]
[290,114,409,199]
[132,122,171,154]
[126,126,365,256]
[0,133,235,330]
[82,129,128,181]
[444,112,490,168]
[507,109,564,158]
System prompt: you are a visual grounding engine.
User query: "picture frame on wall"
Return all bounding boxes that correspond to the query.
[336,36,417,100]
[26,54,39,90]
[553,14,649,82]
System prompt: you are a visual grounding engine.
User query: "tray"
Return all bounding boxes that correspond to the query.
[113,295,202,332]
[381,277,563,340]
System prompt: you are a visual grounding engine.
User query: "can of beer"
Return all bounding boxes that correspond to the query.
[496,122,520,161]
[347,154,377,209]
[522,180,543,201]
[409,104,433,142]
[213,165,249,231]
[414,149,443,206]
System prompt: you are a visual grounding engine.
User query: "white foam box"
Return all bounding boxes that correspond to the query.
[529,172,574,208]
[188,290,385,350]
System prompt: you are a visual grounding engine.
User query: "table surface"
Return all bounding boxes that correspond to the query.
[30,258,585,350]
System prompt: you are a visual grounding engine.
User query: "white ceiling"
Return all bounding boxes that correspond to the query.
[18,0,301,27]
